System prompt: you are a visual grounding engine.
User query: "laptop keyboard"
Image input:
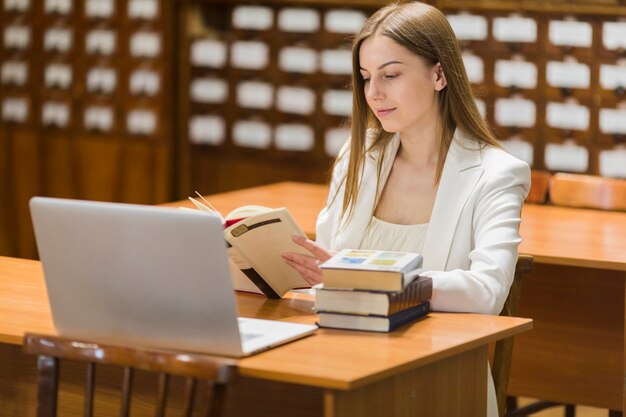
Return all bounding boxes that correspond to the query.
[240,332,263,342]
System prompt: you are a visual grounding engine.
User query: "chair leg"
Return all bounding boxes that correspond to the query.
[608,410,623,417]
[565,404,576,417]
[203,381,228,417]
[36,355,59,417]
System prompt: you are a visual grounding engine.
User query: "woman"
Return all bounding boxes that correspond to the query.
[282,2,530,414]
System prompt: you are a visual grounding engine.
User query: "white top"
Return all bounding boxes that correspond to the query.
[360,216,429,254]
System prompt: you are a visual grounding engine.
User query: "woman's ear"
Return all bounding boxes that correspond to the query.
[433,63,447,91]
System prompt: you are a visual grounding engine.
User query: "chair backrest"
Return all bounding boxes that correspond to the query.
[549,173,626,211]
[526,170,551,204]
[491,255,533,417]
[23,333,238,417]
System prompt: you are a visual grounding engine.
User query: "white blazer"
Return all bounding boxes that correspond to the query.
[316,130,531,315]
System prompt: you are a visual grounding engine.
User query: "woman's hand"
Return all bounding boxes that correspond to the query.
[281,236,336,286]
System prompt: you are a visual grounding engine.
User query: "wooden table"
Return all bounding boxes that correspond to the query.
[176,181,626,412]
[0,245,531,416]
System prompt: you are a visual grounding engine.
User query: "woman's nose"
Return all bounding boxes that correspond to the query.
[365,80,384,101]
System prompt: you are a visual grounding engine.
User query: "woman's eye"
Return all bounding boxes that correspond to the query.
[362,77,370,83]
[384,74,397,80]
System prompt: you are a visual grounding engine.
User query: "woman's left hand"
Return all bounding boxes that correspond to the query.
[281,236,335,286]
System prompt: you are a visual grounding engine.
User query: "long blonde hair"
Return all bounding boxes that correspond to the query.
[339,1,500,220]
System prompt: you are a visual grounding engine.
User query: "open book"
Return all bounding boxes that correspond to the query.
[186,194,311,298]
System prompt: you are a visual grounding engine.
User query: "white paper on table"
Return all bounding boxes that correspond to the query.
[85,0,114,18]
[500,136,534,166]
[1,61,27,85]
[276,86,316,115]
[191,39,227,68]
[42,101,70,127]
[323,89,352,116]
[130,32,161,57]
[544,141,588,172]
[129,70,160,96]
[45,0,72,14]
[446,13,488,41]
[492,15,537,43]
[84,106,114,131]
[599,147,626,178]
[546,102,590,130]
[85,30,115,55]
[599,64,626,90]
[4,0,29,12]
[320,49,352,75]
[189,115,225,145]
[128,0,158,20]
[324,9,366,34]
[44,63,72,89]
[232,120,272,149]
[494,97,536,127]
[462,53,483,84]
[603,22,626,50]
[44,28,72,52]
[236,81,273,109]
[190,78,228,103]
[278,47,317,73]
[4,25,30,49]
[278,8,320,33]
[230,41,269,70]
[127,109,156,134]
[86,68,116,93]
[546,61,590,89]
[599,108,626,134]
[274,124,314,151]
[549,20,592,47]
[2,97,28,122]
[494,60,537,89]
[475,99,486,118]
[232,5,273,30]
[324,127,349,156]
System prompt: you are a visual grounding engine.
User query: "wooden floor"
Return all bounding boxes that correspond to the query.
[517,398,609,416]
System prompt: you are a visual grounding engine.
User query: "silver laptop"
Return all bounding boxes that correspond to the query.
[29,197,317,357]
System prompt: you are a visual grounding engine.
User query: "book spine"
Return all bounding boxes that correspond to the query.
[388,301,430,331]
[240,268,280,299]
[387,277,433,315]
[227,243,280,299]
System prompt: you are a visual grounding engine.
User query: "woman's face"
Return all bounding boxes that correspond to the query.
[359,35,445,138]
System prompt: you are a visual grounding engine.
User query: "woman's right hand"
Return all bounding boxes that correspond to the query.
[281,236,335,286]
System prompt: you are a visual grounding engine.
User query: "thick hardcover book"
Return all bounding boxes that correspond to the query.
[315,276,432,316]
[318,301,430,332]
[185,197,310,299]
[320,249,423,292]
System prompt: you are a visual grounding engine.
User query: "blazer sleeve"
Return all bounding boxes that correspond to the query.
[425,160,530,315]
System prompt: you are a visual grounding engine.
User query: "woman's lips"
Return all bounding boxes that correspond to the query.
[376,108,396,117]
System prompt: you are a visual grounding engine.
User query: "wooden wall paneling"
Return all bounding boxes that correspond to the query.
[0,126,15,255]
[10,128,42,259]
[40,132,80,200]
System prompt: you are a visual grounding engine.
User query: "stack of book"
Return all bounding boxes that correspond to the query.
[315,249,432,332]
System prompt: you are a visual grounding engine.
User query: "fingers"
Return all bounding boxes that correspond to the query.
[291,235,333,262]
[281,252,323,286]
[282,256,323,286]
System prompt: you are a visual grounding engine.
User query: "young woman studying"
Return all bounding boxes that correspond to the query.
[282,2,530,415]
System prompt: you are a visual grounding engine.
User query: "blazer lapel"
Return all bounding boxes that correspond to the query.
[422,131,483,270]
[335,134,401,249]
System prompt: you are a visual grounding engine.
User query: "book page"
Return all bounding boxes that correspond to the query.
[224,208,310,297]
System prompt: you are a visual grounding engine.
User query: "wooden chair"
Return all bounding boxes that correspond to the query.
[549,173,626,211]
[491,255,533,417]
[526,170,551,204]
[23,333,238,417]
